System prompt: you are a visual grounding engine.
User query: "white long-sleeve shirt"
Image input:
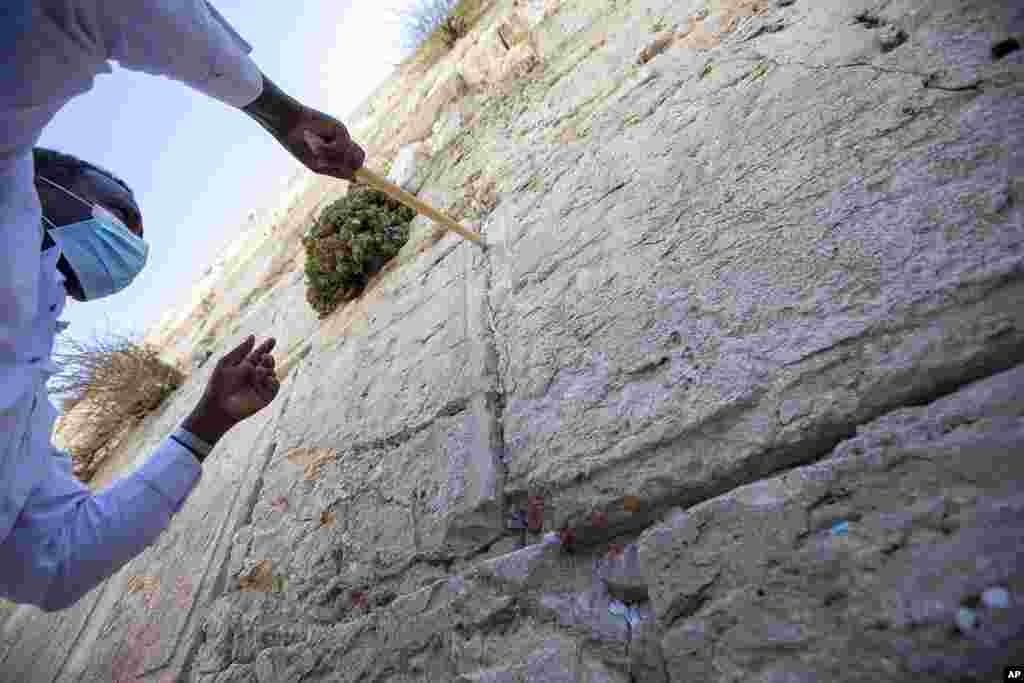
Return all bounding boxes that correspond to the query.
[0,1,263,611]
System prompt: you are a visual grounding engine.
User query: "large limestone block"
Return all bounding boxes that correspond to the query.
[456,634,628,682]
[639,365,1024,681]
[238,406,504,623]
[397,68,469,148]
[196,525,664,682]
[461,26,511,89]
[284,236,493,448]
[500,43,542,82]
[487,0,1024,539]
[197,574,543,682]
[224,240,505,618]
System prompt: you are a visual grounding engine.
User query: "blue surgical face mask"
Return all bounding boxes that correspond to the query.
[39,176,149,302]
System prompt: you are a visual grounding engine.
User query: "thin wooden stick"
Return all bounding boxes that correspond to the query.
[355,168,485,247]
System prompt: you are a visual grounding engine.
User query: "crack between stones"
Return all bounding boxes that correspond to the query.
[778,58,989,93]
[179,365,311,680]
[176,437,280,681]
[548,287,1024,557]
[344,396,472,456]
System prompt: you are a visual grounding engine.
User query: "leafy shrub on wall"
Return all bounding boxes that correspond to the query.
[303,187,416,317]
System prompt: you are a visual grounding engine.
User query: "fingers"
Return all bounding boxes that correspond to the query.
[219,335,255,368]
[252,365,280,403]
[250,337,276,359]
[299,111,365,181]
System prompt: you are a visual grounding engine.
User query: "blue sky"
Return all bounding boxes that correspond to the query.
[40,0,409,339]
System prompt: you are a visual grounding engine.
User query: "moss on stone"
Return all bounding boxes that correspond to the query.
[303,187,416,318]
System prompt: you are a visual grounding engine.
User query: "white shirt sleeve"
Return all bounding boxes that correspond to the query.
[94,0,264,108]
[0,433,203,612]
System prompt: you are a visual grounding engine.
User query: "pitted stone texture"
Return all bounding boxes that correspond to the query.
[238,408,503,621]
[488,0,1024,536]
[595,543,647,603]
[456,635,629,683]
[431,110,465,153]
[6,1,1024,681]
[195,572,636,683]
[639,365,1024,681]
[279,234,494,449]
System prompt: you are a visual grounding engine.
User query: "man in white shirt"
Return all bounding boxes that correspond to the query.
[0,1,366,611]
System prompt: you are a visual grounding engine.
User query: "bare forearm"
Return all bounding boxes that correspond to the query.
[181,404,235,452]
[242,72,304,142]
[239,72,365,180]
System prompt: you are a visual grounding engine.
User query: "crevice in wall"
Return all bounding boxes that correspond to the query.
[345,396,472,456]
[180,364,307,681]
[550,328,1024,557]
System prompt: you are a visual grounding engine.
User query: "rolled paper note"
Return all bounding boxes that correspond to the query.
[955,607,978,632]
[527,496,545,532]
[830,521,850,537]
[982,587,1011,609]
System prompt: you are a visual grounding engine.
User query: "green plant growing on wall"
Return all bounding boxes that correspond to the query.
[303,187,416,318]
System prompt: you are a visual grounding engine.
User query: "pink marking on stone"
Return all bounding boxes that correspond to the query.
[591,511,609,528]
[607,543,625,561]
[270,496,290,513]
[132,623,161,648]
[559,528,577,552]
[175,576,194,609]
[527,496,545,532]
[112,649,144,683]
[142,590,161,611]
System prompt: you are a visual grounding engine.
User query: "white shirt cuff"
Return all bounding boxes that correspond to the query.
[191,52,264,109]
[134,437,204,515]
[171,426,214,459]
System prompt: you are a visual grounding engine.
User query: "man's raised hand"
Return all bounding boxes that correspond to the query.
[183,336,280,447]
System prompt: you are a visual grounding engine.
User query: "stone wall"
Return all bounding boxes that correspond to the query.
[2,0,1022,681]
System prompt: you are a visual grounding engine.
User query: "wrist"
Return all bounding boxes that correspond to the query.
[182,403,235,446]
[242,73,304,139]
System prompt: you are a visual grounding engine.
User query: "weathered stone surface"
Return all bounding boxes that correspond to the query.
[640,365,1024,681]
[396,67,470,149]
[5,0,1024,681]
[636,31,677,64]
[489,0,1024,543]
[431,109,465,153]
[461,24,515,89]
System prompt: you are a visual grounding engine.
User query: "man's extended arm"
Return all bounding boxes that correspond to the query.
[0,430,203,612]
[93,1,365,179]
[0,336,278,611]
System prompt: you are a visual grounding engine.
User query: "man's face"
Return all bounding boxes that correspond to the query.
[37,168,144,301]
[37,168,143,237]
